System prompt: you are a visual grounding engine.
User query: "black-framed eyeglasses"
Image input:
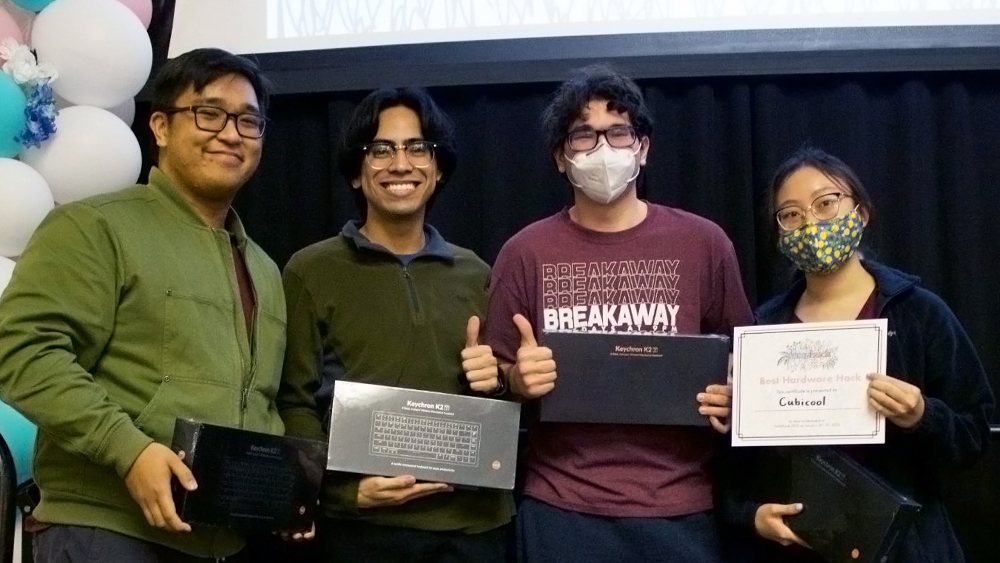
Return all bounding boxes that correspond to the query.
[565,125,637,152]
[776,192,855,231]
[161,105,266,139]
[361,140,437,170]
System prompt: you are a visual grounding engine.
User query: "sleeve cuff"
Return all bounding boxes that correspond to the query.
[322,472,362,515]
[905,395,943,436]
[281,407,327,441]
[97,419,155,478]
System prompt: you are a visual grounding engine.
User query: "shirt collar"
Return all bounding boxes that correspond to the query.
[341,220,454,262]
[148,166,248,243]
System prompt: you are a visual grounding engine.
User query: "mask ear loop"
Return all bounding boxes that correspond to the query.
[850,203,869,228]
[624,144,642,184]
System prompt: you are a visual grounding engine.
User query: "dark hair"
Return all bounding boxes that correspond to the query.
[541,64,654,163]
[768,146,875,236]
[151,48,272,115]
[337,87,458,218]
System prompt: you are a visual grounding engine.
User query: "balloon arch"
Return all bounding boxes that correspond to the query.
[0,0,154,485]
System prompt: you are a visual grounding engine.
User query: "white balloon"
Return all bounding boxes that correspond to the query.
[31,0,152,107]
[52,92,72,111]
[0,158,54,258]
[53,93,135,126]
[104,97,135,126]
[0,256,14,298]
[20,106,141,204]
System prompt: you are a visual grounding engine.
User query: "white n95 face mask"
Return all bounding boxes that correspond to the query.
[565,143,641,204]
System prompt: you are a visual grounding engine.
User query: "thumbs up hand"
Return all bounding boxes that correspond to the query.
[461,316,502,394]
[509,314,557,398]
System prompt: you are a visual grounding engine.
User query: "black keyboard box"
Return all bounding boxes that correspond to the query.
[541,332,730,425]
[170,419,326,530]
[327,381,521,489]
[777,447,921,563]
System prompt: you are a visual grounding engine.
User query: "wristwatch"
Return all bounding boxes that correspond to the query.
[460,366,508,396]
[489,365,508,396]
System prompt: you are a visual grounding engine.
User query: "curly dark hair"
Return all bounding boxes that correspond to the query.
[541,64,653,164]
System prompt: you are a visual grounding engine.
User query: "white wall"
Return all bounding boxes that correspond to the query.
[169,0,1000,57]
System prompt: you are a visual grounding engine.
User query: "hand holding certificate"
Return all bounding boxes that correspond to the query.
[866,373,925,428]
[732,319,888,447]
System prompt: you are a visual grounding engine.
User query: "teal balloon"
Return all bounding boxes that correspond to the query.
[0,73,27,158]
[11,0,57,12]
[0,400,36,485]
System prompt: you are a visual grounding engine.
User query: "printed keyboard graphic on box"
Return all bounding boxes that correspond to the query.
[217,455,296,514]
[370,411,480,466]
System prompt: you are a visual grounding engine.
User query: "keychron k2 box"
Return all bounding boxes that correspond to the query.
[170,419,326,530]
[327,381,521,490]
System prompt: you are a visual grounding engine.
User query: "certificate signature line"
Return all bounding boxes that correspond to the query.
[752,408,862,412]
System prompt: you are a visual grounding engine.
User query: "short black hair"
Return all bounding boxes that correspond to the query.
[768,146,875,236]
[151,48,272,115]
[541,64,653,163]
[337,87,458,218]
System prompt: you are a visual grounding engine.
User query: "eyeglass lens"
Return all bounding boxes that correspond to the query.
[365,141,434,169]
[776,193,846,230]
[566,126,637,151]
[193,107,265,138]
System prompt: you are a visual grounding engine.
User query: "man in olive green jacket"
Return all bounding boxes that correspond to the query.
[0,48,285,562]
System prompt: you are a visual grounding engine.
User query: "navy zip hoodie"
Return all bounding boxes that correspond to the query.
[721,260,993,563]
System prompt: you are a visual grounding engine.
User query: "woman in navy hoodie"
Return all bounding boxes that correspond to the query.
[724,147,994,563]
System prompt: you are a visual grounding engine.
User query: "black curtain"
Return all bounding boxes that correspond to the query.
[229,71,1000,374]
[136,68,1000,561]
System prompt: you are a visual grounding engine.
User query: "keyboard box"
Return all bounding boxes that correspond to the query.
[782,447,922,563]
[327,381,521,490]
[541,331,731,425]
[170,419,326,530]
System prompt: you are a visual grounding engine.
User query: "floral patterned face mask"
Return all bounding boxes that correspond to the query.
[778,207,864,274]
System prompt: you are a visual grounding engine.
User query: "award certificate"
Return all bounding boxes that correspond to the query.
[732,319,887,447]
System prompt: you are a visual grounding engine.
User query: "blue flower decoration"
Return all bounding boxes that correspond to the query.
[15,82,58,149]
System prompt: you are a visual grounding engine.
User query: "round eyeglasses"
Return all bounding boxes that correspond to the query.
[565,125,637,152]
[776,192,855,231]
[161,105,266,139]
[362,140,437,170]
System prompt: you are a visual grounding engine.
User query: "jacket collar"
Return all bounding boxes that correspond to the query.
[757,259,919,322]
[147,167,248,245]
[341,220,454,262]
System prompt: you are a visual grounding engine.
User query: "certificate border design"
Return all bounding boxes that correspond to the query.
[733,321,887,446]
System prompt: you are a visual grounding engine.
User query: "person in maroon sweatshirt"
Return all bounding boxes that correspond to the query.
[482,65,753,563]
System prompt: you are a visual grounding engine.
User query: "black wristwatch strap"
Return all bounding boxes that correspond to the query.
[489,365,508,396]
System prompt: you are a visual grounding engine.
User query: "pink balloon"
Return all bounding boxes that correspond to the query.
[0,5,25,51]
[113,0,152,29]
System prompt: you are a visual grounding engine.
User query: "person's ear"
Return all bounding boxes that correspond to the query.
[351,177,361,189]
[638,136,650,166]
[149,111,169,148]
[554,148,567,173]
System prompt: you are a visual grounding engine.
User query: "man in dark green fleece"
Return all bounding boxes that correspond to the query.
[0,48,286,562]
[277,87,514,562]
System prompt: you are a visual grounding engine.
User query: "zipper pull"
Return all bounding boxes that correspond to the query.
[241,388,249,411]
